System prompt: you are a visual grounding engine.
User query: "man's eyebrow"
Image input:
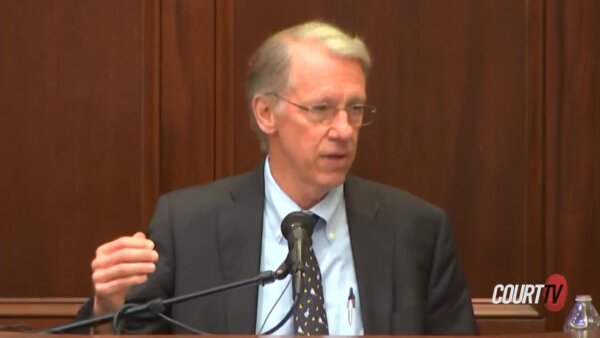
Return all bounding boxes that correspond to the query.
[307,94,366,104]
[347,96,367,104]
[307,96,336,104]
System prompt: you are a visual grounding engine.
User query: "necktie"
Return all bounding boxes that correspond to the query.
[293,216,329,335]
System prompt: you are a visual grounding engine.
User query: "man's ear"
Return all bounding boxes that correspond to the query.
[252,94,277,134]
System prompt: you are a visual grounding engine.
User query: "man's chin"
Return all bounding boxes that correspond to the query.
[318,171,349,189]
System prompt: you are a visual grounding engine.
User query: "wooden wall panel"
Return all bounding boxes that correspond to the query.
[0,0,159,296]
[159,0,215,192]
[222,0,542,298]
[544,0,600,331]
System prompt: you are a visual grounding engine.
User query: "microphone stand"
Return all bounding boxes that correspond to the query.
[41,269,287,334]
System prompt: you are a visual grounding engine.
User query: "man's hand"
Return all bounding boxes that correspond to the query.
[91,232,158,316]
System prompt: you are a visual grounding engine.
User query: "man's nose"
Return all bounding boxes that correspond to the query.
[328,109,355,140]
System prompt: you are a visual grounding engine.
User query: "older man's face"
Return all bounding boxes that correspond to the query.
[269,41,366,196]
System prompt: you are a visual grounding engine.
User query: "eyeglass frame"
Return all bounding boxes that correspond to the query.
[265,92,376,127]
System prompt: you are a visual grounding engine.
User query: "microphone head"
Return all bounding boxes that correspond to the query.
[280,211,318,241]
[280,211,319,294]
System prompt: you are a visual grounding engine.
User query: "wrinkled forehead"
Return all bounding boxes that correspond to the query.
[285,41,366,94]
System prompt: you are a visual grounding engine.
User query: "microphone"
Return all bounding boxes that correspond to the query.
[279,211,319,298]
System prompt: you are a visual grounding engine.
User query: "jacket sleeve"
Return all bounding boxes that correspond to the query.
[425,213,478,335]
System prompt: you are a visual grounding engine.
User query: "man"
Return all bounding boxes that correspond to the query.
[78,21,477,335]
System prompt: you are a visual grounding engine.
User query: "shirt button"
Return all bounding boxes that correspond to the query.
[328,232,335,240]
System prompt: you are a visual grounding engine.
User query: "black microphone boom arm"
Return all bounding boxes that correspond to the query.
[41,270,286,334]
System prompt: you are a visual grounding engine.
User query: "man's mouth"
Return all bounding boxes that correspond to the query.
[322,153,347,159]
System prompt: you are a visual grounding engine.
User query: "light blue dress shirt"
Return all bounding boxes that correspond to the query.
[255,159,364,335]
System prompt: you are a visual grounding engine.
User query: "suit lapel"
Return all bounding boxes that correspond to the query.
[217,163,265,333]
[345,176,394,334]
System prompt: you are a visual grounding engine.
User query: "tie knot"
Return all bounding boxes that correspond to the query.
[305,211,328,230]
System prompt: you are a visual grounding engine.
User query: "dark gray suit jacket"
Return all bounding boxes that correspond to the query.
[77,163,477,335]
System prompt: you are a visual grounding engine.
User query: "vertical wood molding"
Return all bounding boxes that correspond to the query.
[544,1,560,313]
[523,0,545,286]
[140,0,161,228]
[159,0,216,193]
[215,0,235,179]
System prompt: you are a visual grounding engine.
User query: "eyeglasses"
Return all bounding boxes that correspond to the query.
[268,92,376,127]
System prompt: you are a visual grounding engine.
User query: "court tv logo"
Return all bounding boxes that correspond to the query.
[492,274,568,312]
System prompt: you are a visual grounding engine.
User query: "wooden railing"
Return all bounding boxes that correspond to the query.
[0,298,544,334]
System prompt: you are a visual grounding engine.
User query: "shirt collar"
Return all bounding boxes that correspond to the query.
[264,157,343,243]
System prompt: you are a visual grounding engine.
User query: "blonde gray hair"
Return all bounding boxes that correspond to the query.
[246,21,372,152]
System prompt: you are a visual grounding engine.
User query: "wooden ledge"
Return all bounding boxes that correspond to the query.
[0,298,87,318]
[0,297,543,318]
[0,297,545,334]
[472,298,541,318]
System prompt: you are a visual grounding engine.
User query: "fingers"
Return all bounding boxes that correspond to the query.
[96,234,154,256]
[92,247,158,270]
[91,233,159,316]
[92,262,156,284]
[94,272,149,295]
[132,231,146,239]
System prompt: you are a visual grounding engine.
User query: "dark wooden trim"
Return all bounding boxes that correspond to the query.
[0,297,541,318]
[215,0,235,179]
[140,0,161,226]
[524,0,545,285]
